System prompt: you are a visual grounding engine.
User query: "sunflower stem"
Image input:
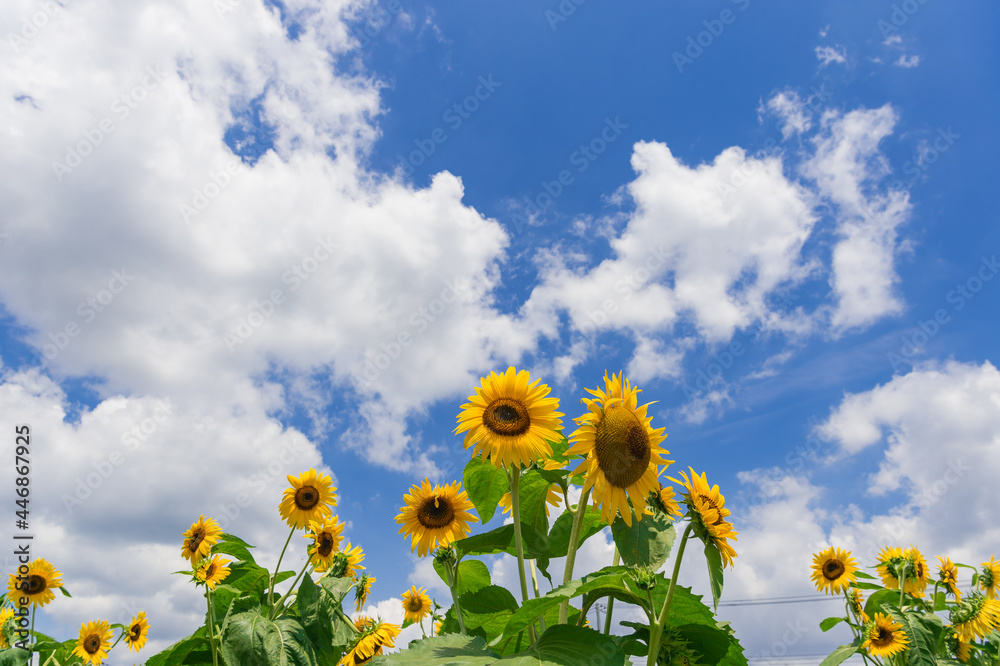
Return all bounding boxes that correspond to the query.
[529,558,547,633]
[603,547,620,635]
[270,559,311,620]
[268,526,296,611]
[443,559,467,635]
[647,522,694,666]
[898,562,907,611]
[509,466,539,642]
[206,587,220,666]
[558,486,592,624]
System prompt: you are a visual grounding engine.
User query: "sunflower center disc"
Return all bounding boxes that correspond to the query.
[295,486,319,510]
[594,404,650,488]
[85,635,101,653]
[873,628,892,647]
[319,534,334,556]
[418,496,456,529]
[131,625,142,640]
[408,597,423,612]
[484,398,531,437]
[824,560,846,580]
[25,575,46,594]
[188,530,203,552]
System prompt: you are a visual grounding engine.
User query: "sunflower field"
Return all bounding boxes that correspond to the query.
[1,367,997,665]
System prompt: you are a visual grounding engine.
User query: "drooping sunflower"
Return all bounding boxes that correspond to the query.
[279,468,337,529]
[810,547,859,595]
[195,555,232,590]
[181,515,222,564]
[669,467,738,568]
[6,557,63,608]
[71,619,113,665]
[862,612,909,659]
[938,556,963,600]
[125,611,149,652]
[951,593,1000,642]
[498,484,562,517]
[567,371,671,527]
[340,616,401,666]
[846,588,869,624]
[0,607,15,648]
[330,542,366,578]
[979,555,1000,599]
[647,483,683,521]
[875,546,928,598]
[455,367,564,470]
[395,479,478,557]
[401,585,432,624]
[354,573,376,612]
[305,517,345,572]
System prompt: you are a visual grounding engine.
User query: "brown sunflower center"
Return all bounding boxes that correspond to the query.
[205,562,217,579]
[130,624,142,641]
[24,575,46,595]
[483,398,531,437]
[823,559,846,581]
[594,404,650,488]
[417,495,456,529]
[872,627,893,647]
[318,533,335,557]
[84,634,101,654]
[295,485,320,510]
[407,596,424,612]
[187,530,204,553]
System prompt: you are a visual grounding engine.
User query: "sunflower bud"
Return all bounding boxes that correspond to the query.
[631,566,657,591]
[433,545,457,568]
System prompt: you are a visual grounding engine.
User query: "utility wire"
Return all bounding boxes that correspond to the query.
[718,594,838,607]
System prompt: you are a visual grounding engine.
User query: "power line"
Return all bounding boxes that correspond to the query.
[719,594,838,607]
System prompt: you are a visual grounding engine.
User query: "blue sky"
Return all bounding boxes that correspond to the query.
[1,0,999,663]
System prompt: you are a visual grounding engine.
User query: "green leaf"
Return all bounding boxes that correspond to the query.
[434,559,492,596]
[297,574,336,663]
[318,574,354,604]
[145,630,214,666]
[0,649,31,666]
[853,581,887,590]
[611,513,675,570]
[820,616,846,632]
[886,609,942,666]
[464,456,510,524]
[215,532,258,564]
[864,588,900,618]
[497,624,627,665]
[933,590,948,611]
[516,469,553,536]
[704,541,724,611]
[220,611,317,666]
[853,570,877,580]
[372,633,500,664]
[534,505,605,582]
[454,524,515,559]
[818,645,858,666]
[673,622,732,665]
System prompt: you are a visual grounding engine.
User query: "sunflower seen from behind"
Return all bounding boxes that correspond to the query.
[810,546,859,595]
[279,468,337,529]
[950,593,1000,642]
[567,371,671,527]
[395,479,478,557]
[181,515,222,565]
[0,607,15,648]
[125,612,149,652]
[876,545,928,598]
[401,585,432,624]
[354,573,376,612]
[455,366,564,470]
[6,557,63,608]
[72,619,113,666]
[670,467,738,568]
[979,555,1000,599]
[862,612,909,659]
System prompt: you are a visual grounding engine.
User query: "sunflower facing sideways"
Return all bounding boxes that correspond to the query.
[72,619,113,665]
[305,517,345,572]
[670,468,738,568]
[395,479,478,557]
[401,585,432,624]
[567,371,671,527]
[810,547,859,595]
[454,366,564,470]
[6,557,63,608]
[979,555,1000,599]
[354,573,376,612]
[181,515,222,564]
[938,556,963,600]
[340,616,401,666]
[950,593,1000,643]
[125,611,149,652]
[279,468,337,529]
[862,612,909,659]
[195,554,232,590]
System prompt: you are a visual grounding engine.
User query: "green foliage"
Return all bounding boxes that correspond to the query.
[818,645,858,666]
[464,457,510,524]
[220,612,317,666]
[610,512,675,570]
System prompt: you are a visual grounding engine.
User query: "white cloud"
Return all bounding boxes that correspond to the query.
[895,54,920,68]
[762,89,813,139]
[814,45,847,67]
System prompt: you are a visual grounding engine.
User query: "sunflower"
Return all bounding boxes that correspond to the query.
[847,588,869,624]
[951,593,1000,642]
[862,612,909,659]
[279,468,337,529]
[196,555,232,590]
[6,557,63,608]
[647,483,683,521]
[938,556,962,600]
[339,616,401,666]
[305,517,345,572]
[71,619,113,665]
[875,546,928,598]
[0,607,15,648]
[810,547,859,595]
[401,585,432,624]
[329,542,366,579]
[979,555,1000,599]
[669,467,738,568]
[454,367,564,470]
[395,479,478,557]
[354,573,376,612]
[945,629,971,663]
[125,611,149,652]
[567,371,671,527]
[181,515,222,564]
[498,484,562,517]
